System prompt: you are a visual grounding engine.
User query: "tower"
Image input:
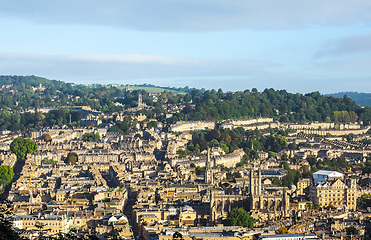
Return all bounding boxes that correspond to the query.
[137,94,143,108]
[205,147,213,184]
[283,187,288,216]
[250,167,262,210]
[249,168,255,197]
[257,167,261,196]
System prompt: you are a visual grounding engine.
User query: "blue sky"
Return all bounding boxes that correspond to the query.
[0,1,371,93]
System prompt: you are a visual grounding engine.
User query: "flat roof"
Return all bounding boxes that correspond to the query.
[313,170,343,176]
[260,233,317,239]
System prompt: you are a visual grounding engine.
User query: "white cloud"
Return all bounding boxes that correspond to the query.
[0,52,369,93]
[0,52,277,83]
[1,1,371,31]
[315,33,371,58]
[67,54,185,64]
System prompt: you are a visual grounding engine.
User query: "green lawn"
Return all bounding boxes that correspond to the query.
[116,85,186,94]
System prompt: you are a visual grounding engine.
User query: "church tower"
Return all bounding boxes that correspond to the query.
[205,147,213,184]
[137,93,143,108]
[250,167,262,210]
[249,168,255,196]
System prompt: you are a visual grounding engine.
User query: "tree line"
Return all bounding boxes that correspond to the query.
[0,76,370,133]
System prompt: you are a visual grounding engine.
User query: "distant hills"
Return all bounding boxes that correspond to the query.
[326,92,371,107]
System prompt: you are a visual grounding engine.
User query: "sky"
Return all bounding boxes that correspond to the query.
[0,1,371,94]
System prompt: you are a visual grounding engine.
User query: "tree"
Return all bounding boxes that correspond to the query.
[225,208,254,228]
[0,199,25,240]
[177,149,190,158]
[10,137,37,161]
[281,153,288,160]
[172,231,184,240]
[42,133,52,143]
[271,177,282,187]
[276,226,289,234]
[282,161,290,170]
[147,120,158,128]
[288,143,296,150]
[282,169,302,187]
[0,165,14,194]
[206,129,221,141]
[66,152,78,164]
[359,193,371,210]
[82,132,100,142]
[346,226,356,237]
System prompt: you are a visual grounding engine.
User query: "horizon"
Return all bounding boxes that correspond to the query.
[11,74,371,95]
[1,1,371,93]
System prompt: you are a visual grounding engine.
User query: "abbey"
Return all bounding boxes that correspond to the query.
[249,167,290,221]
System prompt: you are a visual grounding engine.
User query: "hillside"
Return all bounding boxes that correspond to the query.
[326,92,371,107]
[0,75,370,132]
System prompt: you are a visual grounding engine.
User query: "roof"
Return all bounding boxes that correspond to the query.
[313,170,343,177]
[260,233,317,239]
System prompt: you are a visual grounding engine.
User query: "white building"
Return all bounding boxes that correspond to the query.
[259,233,318,240]
[313,170,344,183]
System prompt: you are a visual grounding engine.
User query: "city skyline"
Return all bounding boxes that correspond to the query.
[1,1,371,93]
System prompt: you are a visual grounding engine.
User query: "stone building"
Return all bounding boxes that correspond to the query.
[12,214,72,235]
[309,177,357,210]
[249,168,289,219]
[169,121,215,132]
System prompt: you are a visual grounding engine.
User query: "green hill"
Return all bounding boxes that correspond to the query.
[326,92,371,107]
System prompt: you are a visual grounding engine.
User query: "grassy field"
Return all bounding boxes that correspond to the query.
[116,85,186,94]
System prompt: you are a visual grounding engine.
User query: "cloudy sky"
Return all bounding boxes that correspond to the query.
[1,1,371,93]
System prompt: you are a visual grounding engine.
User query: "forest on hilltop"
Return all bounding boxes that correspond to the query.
[0,75,370,132]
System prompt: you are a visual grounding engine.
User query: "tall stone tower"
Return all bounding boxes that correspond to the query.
[205,147,214,184]
[137,93,143,108]
[249,167,262,209]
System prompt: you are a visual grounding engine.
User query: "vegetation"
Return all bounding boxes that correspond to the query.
[225,208,254,228]
[169,88,371,123]
[282,168,302,187]
[42,133,52,142]
[0,199,25,240]
[131,83,199,94]
[41,158,56,165]
[360,159,371,174]
[185,128,289,163]
[172,232,184,240]
[66,152,78,164]
[0,166,15,194]
[147,120,158,128]
[0,76,370,132]
[271,177,282,187]
[359,193,371,210]
[326,92,371,107]
[81,132,101,142]
[10,137,37,161]
[306,202,321,210]
[195,166,205,176]
[108,118,132,134]
[276,226,289,234]
[176,149,191,158]
[307,156,348,173]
